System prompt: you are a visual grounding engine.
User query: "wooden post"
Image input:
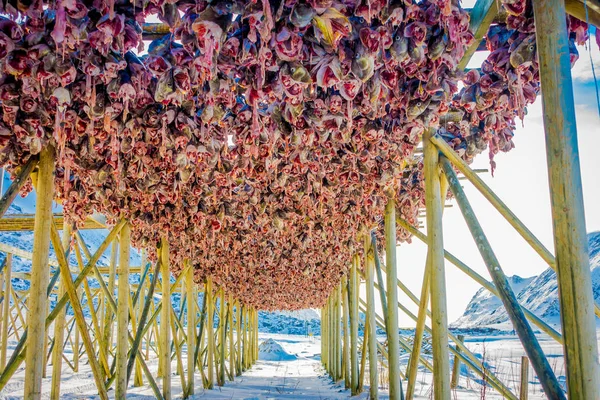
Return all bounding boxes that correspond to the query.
[442,157,565,400]
[135,249,147,387]
[520,356,529,400]
[115,222,131,399]
[365,238,378,399]
[206,277,215,389]
[228,294,234,381]
[424,129,451,400]
[103,239,118,372]
[329,295,334,377]
[186,264,195,396]
[532,0,600,397]
[450,335,464,389]
[332,285,339,381]
[349,254,359,394]
[384,197,402,400]
[50,224,70,400]
[159,236,171,399]
[218,288,226,386]
[342,275,350,388]
[358,318,368,393]
[24,146,55,400]
[236,301,242,376]
[0,253,10,370]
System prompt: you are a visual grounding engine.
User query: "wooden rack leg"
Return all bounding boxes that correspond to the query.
[384,197,403,400]
[0,253,10,370]
[159,237,171,399]
[24,146,55,400]
[116,222,131,399]
[50,224,71,400]
[424,129,451,400]
[349,254,359,394]
[186,263,195,397]
[365,237,378,399]
[228,294,234,382]
[206,277,215,389]
[342,275,350,389]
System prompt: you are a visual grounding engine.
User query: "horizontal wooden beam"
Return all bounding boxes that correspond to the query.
[0,215,105,231]
[565,0,600,28]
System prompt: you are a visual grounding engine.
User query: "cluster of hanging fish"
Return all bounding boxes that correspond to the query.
[0,0,594,309]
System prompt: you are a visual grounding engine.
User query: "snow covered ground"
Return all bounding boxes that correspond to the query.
[1,330,591,399]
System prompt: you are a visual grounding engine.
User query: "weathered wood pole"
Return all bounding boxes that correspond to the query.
[332,285,339,380]
[423,129,451,400]
[358,318,368,393]
[0,253,11,369]
[329,294,334,377]
[135,250,147,387]
[253,308,258,362]
[206,277,215,389]
[228,294,234,381]
[24,146,55,400]
[342,275,350,388]
[218,288,226,386]
[384,197,402,400]
[349,254,359,394]
[532,0,600,398]
[103,239,118,373]
[236,301,242,376]
[520,356,529,400]
[321,305,327,371]
[365,238,378,399]
[186,265,195,396]
[450,334,464,389]
[159,236,172,399]
[50,224,70,400]
[336,283,342,381]
[442,157,565,400]
[116,222,131,399]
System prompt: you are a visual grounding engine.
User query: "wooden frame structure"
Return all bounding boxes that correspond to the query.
[320,0,600,399]
[0,1,597,399]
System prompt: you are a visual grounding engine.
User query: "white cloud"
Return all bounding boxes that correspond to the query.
[571,38,600,82]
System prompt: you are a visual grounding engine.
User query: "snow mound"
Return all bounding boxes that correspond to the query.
[258,339,297,361]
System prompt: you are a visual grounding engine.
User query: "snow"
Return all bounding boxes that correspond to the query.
[258,338,297,361]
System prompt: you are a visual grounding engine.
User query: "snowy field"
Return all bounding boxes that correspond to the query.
[0,330,593,399]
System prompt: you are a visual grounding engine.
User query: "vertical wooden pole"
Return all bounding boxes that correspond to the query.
[206,277,215,389]
[24,145,55,400]
[328,295,334,377]
[218,289,226,386]
[116,222,131,399]
[358,318,368,393]
[384,197,402,400]
[103,239,118,371]
[424,129,451,400]
[520,356,529,400]
[349,255,359,394]
[159,236,171,399]
[332,285,338,381]
[228,294,234,381]
[186,264,195,396]
[0,260,5,366]
[342,275,350,389]
[135,249,146,387]
[321,306,327,371]
[50,224,70,400]
[254,309,259,363]
[532,0,600,398]
[236,301,241,376]
[450,334,464,389]
[0,253,10,370]
[365,238,378,399]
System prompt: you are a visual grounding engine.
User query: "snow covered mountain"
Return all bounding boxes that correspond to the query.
[452,231,600,329]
